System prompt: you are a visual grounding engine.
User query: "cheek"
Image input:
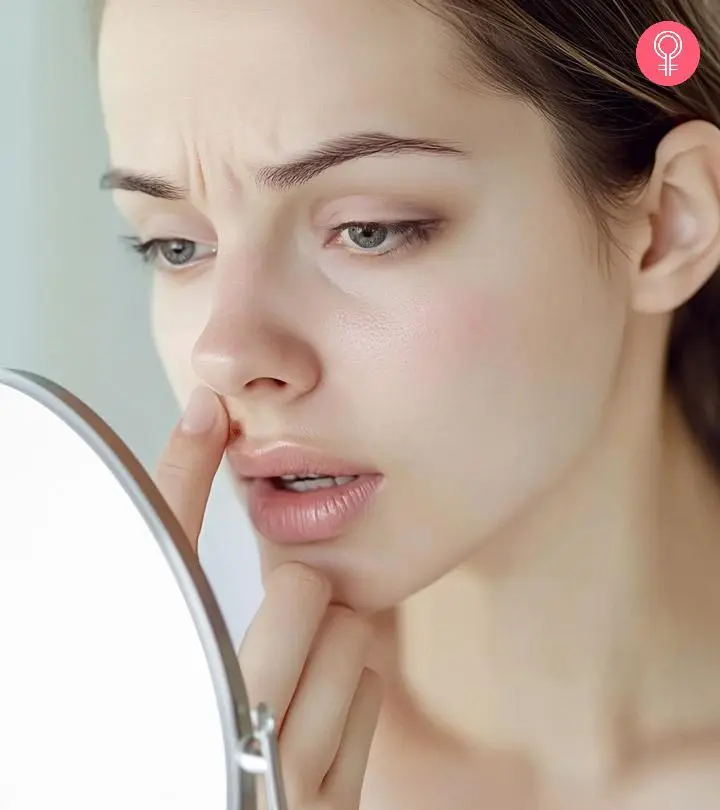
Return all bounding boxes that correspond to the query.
[340,283,524,403]
[340,255,626,493]
[417,290,500,366]
[151,281,208,405]
[386,291,501,380]
[328,285,514,451]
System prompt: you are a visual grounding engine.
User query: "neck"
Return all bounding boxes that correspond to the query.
[376,319,720,791]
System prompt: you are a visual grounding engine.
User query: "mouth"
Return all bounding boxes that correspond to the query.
[226,444,382,544]
[269,473,360,493]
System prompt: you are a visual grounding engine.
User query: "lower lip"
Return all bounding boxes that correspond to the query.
[244,474,383,544]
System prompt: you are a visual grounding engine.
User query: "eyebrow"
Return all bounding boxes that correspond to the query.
[99,131,468,199]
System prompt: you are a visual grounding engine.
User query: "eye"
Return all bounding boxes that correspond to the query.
[329,220,439,257]
[124,237,217,270]
[345,224,391,250]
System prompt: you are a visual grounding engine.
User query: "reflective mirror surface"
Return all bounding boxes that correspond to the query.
[0,370,254,810]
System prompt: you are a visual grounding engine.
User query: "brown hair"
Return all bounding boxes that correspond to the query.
[415,0,720,474]
[91,0,720,471]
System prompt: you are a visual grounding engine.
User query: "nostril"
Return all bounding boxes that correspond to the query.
[244,377,287,392]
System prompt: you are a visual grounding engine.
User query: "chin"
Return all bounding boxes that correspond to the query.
[255,533,453,617]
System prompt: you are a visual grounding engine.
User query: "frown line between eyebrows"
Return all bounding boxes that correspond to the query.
[99,130,470,200]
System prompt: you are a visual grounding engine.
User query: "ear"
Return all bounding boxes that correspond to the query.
[631,120,720,314]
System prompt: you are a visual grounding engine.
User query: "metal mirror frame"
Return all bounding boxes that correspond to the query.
[0,368,287,810]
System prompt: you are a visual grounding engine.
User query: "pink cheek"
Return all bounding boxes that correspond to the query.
[342,291,505,396]
[416,291,501,363]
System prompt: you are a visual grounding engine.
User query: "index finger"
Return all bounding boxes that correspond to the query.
[154,386,229,552]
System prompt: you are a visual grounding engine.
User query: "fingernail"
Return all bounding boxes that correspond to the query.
[181,387,218,435]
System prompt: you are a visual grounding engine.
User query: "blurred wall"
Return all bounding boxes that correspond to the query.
[0,0,262,646]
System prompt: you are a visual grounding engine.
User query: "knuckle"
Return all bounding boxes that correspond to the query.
[153,463,191,499]
[268,562,331,601]
[155,457,190,481]
[155,427,205,477]
[326,606,372,645]
[361,666,384,698]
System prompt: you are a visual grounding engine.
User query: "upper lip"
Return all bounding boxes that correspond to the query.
[226,441,377,480]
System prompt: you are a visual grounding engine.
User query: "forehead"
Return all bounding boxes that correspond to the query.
[99,0,471,162]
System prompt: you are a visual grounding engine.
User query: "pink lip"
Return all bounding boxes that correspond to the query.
[226,442,383,544]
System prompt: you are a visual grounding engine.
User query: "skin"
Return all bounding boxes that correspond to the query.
[98,0,720,806]
[154,396,382,810]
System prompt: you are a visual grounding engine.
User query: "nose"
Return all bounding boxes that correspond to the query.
[191,305,322,404]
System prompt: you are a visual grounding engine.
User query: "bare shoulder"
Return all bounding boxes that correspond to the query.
[614,742,720,810]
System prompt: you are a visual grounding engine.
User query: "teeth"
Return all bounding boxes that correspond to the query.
[279,475,357,492]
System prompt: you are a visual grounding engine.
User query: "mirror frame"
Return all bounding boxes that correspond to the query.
[0,367,256,810]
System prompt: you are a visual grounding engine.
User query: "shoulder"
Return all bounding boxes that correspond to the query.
[615,744,720,810]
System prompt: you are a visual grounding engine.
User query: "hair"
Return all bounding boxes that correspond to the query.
[90,0,720,473]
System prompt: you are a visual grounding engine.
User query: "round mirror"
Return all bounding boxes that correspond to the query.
[0,368,275,810]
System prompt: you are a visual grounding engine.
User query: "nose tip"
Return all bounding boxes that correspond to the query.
[192,350,293,398]
[190,322,322,404]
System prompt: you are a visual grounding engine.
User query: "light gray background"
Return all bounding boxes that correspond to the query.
[0,0,262,647]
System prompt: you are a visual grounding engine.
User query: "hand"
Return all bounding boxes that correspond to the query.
[239,564,383,810]
[153,386,383,810]
[153,386,230,553]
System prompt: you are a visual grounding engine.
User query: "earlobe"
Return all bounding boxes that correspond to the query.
[632,120,720,315]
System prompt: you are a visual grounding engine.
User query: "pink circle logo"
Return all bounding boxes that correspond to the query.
[637,21,700,86]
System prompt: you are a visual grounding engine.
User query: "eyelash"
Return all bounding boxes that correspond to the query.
[122,236,213,268]
[123,219,440,271]
[330,219,441,257]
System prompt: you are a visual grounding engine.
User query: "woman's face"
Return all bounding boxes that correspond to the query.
[99,0,632,611]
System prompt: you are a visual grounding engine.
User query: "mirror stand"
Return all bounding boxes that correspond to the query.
[238,704,288,810]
